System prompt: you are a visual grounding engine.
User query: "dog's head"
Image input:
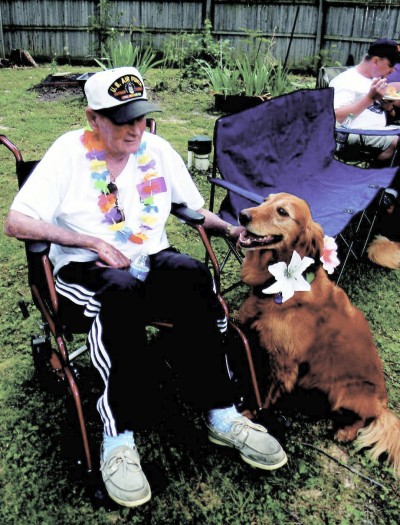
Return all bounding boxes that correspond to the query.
[238,192,325,286]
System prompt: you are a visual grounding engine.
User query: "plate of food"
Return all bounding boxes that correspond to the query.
[383,86,400,100]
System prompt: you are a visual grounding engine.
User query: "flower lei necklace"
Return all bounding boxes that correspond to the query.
[81,128,163,245]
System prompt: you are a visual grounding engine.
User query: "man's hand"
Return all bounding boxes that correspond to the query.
[94,239,131,268]
[370,77,388,100]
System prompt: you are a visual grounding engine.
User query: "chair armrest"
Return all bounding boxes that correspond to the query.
[26,240,51,254]
[0,134,23,162]
[335,126,400,136]
[207,177,265,204]
[171,202,205,225]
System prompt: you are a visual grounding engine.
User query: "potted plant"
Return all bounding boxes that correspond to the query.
[198,39,291,112]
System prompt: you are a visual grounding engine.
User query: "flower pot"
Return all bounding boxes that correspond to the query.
[214,94,270,113]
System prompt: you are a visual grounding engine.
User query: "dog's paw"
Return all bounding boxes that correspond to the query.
[334,428,357,443]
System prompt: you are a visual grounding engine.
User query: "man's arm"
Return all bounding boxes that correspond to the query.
[197,207,246,238]
[334,77,387,124]
[4,210,130,268]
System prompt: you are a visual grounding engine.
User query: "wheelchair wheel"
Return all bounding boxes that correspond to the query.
[31,335,66,395]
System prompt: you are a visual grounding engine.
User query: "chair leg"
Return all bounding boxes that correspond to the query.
[64,366,93,473]
[390,143,400,167]
[336,189,386,283]
[228,320,263,412]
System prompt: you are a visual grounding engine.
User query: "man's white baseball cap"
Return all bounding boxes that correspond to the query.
[84,67,161,124]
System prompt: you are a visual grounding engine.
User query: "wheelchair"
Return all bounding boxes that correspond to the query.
[1,128,264,482]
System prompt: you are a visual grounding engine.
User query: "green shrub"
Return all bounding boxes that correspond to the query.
[196,28,292,97]
[162,19,232,70]
[198,53,291,97]
[94,34,164,74]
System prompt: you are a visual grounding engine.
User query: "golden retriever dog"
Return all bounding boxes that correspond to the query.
[367,235,400,269]
[237,192,400,477]
[367,192,400,269]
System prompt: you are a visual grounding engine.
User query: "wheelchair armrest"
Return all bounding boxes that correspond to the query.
[26,240,51,254]
[171,202,205,225]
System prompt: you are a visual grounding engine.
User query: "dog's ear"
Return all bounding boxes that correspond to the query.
[296,220,325,260]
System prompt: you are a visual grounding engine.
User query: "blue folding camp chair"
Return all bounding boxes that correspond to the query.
[208,87,399,286]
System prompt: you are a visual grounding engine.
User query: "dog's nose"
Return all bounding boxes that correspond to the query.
[239,210,252,226]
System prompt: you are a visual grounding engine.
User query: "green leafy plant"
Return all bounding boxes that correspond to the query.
[197,60,241,96]
[199,53,291,97]
[197,29,292,98]
[162,31,202,70]
[94,34,164,74]
[88,0,124,54]
[49,54,58,75]
[235,53,272,96]
[297,46,343,75]
[162,19,232,70]
[88,1,163,74]
[267,62,291,97]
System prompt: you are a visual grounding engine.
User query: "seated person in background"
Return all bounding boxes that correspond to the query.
[4,67,287,509]
[329,38,400,165]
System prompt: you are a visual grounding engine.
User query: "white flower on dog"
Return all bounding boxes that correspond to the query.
[262,250,314,303]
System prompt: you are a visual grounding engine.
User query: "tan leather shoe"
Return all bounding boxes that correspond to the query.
[100,445,151,507]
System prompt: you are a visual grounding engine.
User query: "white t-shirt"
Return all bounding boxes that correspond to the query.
[329,67,388,129]
[11,129,205,274]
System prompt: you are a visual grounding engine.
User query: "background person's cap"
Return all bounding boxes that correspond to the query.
[84,67,161,124]
[367,38,400,65]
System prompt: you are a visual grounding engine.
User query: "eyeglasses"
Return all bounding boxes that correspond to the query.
[107,182,125,223]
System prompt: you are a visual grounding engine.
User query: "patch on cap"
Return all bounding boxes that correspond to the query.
[108,74,144,102]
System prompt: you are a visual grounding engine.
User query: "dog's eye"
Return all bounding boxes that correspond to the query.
[277,207,288,216]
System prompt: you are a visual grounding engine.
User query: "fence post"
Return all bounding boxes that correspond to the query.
[0,5,5,59]
[315,0,325,72]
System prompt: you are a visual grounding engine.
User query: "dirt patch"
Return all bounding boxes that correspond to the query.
[31,73,86,101]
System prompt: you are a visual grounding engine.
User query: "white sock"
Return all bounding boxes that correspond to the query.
[102,430,135,460]
[207,405,241,432]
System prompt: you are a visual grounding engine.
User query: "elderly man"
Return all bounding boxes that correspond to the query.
[4,67,287,508]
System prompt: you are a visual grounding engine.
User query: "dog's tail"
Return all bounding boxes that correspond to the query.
[355,407,400,478]
[366,235,400,269]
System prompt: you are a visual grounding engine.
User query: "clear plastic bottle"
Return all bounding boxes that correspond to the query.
[335,113,354,152]
[128,252,150,282]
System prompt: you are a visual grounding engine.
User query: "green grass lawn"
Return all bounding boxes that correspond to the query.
[1,65,400,525]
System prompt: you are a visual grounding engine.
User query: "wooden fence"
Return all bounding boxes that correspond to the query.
[1,0,400,69]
